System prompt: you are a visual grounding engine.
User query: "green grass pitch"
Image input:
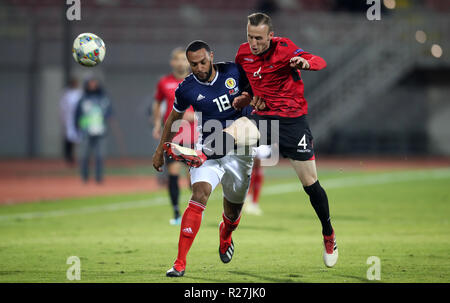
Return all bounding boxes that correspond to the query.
[0,167,449,283]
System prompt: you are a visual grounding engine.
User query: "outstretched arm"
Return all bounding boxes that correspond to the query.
[152,109,184,172]
[289,53,327,71]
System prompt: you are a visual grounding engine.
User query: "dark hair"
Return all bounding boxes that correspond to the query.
[247,12,273,32]
[185,40,211,56]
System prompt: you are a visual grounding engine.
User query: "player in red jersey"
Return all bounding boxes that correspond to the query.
[152,48,197,225]
[234,13,338,267]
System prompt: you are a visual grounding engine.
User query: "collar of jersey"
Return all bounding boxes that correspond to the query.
[192,68,219,86]
[257,40,273,57]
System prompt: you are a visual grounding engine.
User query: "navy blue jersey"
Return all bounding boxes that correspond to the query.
[173,62,251,144]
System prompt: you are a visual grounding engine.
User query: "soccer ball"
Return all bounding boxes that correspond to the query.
[72,33,106,67]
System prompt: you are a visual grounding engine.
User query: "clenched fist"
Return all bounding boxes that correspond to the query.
[152,148,165,172]
[251,95,266,111]
[232,91,252,110]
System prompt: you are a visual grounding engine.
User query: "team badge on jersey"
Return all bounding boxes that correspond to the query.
[225,78,236,89]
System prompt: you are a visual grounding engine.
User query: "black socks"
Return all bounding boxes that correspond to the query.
[303,180,333,236]
[168,175,180,219]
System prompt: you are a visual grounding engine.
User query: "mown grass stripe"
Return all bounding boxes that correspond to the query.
[1,168,449,222]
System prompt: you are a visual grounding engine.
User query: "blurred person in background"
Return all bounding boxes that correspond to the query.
[243,144,272,215]
[59,77,82,166]
[74,75,113,184]
[148,97,169,187]
[152,47,197,225]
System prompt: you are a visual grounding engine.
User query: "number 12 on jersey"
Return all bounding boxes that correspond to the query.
[213,94,231,112]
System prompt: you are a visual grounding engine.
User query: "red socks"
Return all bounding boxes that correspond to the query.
[220,212,241,245]
[173,200,205,271]
[173,201,242,271]
[250,164,263,203]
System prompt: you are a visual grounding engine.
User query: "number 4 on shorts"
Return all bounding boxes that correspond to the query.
[298,134,307,149]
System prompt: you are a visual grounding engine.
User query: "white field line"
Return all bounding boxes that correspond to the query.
[0,197,167,222]
[262,168,450,195]
[0,168,449,222]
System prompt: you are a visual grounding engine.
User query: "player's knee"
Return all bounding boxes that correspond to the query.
[297,169,317,187]
[191,183,212,205]
[301,176,317,187]
[303,180,327,201]
[224,117,260,146]
[191,192,209,205]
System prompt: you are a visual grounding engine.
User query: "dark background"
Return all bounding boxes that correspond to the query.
[0,0,448,158]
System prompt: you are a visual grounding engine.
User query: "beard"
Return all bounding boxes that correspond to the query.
[196,62,213,82]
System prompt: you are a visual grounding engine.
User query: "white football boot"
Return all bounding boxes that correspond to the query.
[323,230,338,267]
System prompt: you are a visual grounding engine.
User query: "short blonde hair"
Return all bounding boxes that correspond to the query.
[247,12,273,33]
[171,47,185,59]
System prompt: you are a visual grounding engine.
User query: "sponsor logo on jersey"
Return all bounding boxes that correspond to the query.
[196,94,205,101]
[225,78,236,89]
[243,58,254,62]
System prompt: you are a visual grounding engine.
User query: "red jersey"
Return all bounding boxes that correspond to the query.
[155,74,197,146]
[235,37,326,118]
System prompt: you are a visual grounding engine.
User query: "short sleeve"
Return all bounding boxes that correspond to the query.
[173,87,190,113]
[154,79,164,103]
[185,106,194,113]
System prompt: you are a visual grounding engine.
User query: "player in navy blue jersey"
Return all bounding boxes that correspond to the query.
[152,40,259,277]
